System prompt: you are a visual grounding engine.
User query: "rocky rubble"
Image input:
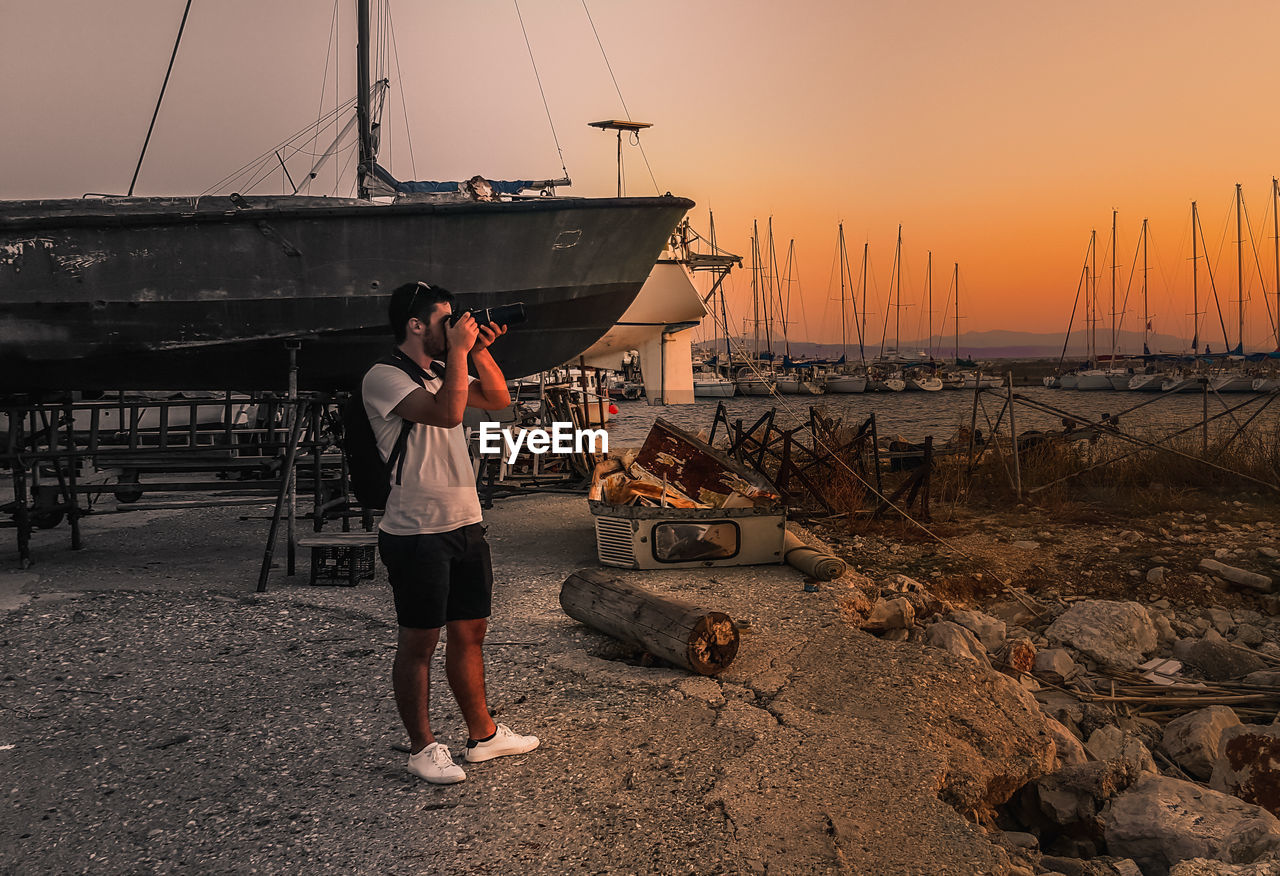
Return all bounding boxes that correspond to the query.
[839,512,1280,876]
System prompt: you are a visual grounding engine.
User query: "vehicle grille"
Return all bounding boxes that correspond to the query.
[594,516,637,568]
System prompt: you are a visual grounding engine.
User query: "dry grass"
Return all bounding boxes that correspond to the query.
[958,420,1280,514]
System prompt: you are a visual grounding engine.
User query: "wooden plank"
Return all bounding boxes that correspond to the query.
[297,531,379,547]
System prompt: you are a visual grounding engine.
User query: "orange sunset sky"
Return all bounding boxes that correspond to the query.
[5,1,1280,353]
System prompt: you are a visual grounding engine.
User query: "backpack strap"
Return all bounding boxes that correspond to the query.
[375,350,436,487]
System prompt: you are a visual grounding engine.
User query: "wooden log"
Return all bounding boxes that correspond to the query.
[559,568,739,675]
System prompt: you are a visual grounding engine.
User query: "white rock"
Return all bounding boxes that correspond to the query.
[1160,706,1242,781]
[862,597,915,632]
[1045,716,1088,767]
[1104,775,1280,873]
[1200,558,1274,593]
[923,621,992,669]
[1086,724,1159,775]
[1045,600,1159,670]
[1033,648,1078,684]
[947,609,1007,652]
[1205,609,1235,635]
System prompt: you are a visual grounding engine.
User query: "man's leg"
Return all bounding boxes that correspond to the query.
[444,617,497,742]
[393,626,441,753]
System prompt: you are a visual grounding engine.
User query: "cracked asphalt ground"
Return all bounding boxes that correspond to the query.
[1,494,1051,875]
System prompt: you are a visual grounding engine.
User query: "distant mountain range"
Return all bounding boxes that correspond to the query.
[697,328,1199,361]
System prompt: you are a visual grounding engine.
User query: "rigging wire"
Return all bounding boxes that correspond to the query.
[1242,193,1277,344]
[200,97,358,195]
[1117,224,1142,348]
[580,0,660,195]
[1197,197,1234,351]
[307,1,340,195]
[386,0,417,178]
[128,0,193,196]
[1145,220,1189,349]
[514,0,570,181]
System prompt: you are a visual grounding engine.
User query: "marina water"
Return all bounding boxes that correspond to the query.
[605,386,1280,446]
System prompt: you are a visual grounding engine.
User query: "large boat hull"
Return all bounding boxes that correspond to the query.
[0,194,693,392]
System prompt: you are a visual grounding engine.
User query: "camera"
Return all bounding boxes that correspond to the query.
[447,301,527,328]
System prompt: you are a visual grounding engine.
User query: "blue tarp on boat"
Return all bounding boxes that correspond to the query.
[371,164,540,196]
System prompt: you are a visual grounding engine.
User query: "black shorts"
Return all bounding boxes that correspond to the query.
[378,523,494,630]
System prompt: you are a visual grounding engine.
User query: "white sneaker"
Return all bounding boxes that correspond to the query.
[464,723,540,763]
[407,742,466,784]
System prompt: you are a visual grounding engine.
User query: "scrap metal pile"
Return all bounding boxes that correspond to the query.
[588,419,780,511]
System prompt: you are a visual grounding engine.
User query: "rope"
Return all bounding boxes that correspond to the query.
[514,0,569,181]
[386,1,417,178]
[128,0,193,196]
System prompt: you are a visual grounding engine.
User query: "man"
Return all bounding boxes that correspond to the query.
[362,281,539,784]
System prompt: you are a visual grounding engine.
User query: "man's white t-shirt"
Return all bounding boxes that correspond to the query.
[361,361,482,536]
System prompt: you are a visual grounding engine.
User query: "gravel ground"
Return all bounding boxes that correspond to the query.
[1,494,1058,875]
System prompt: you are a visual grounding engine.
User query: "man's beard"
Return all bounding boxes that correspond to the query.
[421,334,446,360]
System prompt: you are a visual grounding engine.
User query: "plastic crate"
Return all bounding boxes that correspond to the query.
[312,544,376,585]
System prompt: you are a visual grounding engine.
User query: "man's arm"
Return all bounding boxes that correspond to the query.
[467,324,512,411]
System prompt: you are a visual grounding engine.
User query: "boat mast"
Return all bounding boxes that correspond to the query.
[926,250,933,359]
[954,262,960,364]
[1088,229,1097,365]
[1110,209,1118,364]
[1236,182,1245,354]
[860,242,869,364]
[778,235,788,358]
[838,226,848,364]
[765,218,776,356]
[894,225,902,356]
[1141,218,1149,355]
[710,212,731,364]
[356,0,374,199]
[1192,201,1200,354]
[751,220,760,360]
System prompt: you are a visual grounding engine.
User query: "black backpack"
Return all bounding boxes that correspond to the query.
[341,352,434,511]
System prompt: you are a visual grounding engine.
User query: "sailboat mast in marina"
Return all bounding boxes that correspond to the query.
[1141,218,1149,356]
[861,242,870,365]
[824,223,867,393]
[1210,184,1257,391]
[1193,201,1201,355]
[1110,210,1118,365]
[953,263,960,365]
[926,251,933,359]
[1236,183,1245,355]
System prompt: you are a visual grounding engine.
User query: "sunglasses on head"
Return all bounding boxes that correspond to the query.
[407,282,432,323]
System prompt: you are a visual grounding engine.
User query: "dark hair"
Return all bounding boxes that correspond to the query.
[389,282,455,343]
